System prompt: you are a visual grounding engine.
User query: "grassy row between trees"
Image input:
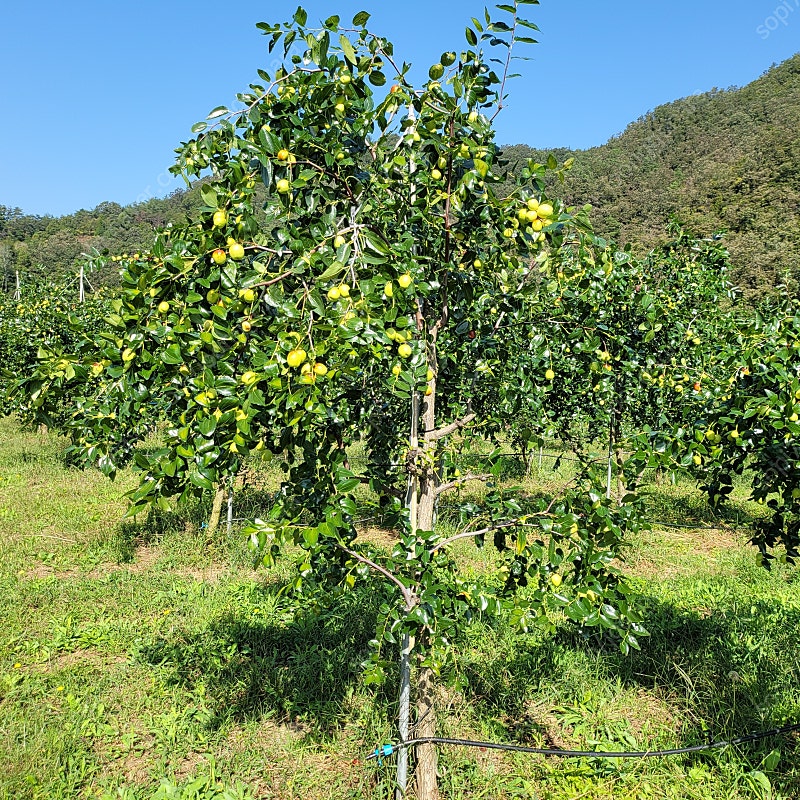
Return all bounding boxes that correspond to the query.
[1,418,798,799]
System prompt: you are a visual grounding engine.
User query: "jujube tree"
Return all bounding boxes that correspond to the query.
[19,5,649,796]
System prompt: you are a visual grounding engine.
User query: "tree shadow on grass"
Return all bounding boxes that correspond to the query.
[460,590,800,792]
[133,579,393,735]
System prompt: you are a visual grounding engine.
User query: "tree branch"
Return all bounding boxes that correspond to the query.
[335,541,417,610]
[430,517,541,554]
[435,472,492,496]
[426,410,476,441]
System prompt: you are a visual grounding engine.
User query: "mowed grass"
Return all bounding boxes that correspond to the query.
[0,416,799,799]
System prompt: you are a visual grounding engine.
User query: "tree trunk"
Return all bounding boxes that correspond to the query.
[206,484,225,539]
[413,378,439,799]
[414,664,439,800]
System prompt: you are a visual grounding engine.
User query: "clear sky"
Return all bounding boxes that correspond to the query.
[1,0,797,217]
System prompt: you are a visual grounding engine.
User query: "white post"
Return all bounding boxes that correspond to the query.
[226,480,234,535]
[14,270,20,301]
[79,262,85,303]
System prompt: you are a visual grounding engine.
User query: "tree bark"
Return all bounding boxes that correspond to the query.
[413,377,439,799]
[206,484,225,538]
[414,664,439,800]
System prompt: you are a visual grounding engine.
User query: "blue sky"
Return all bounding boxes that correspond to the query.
[1,0,798,217]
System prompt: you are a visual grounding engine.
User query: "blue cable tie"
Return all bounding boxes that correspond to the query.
[374,743,394,765]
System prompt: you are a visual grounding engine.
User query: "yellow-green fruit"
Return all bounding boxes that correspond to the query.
[327,286,341,301]
[398,343,412,358]
[392,363,402,376]
[206,289,220,303]
[335,102,346,114]
[276,179,291,194]
[384,282,394,298]
[398,273,412,289]
[157,301,170,314]
[693,454,702,465]
[213,210,228,228]
[428,63,444,80]
[338,284,350,298]
[526,198,539,211]
[334,234,346,248]
[241,371,258,385]
[431,168,442,181]
[550,574,563,587]
[241,320,252,333]
[441,51,456,66]
[286,348,307,368]
[538,202,554,217]
[241,288,256,303]
[313,362,328,376]
[791,413,799,423]
[427,369,434,382]
[277,149,289,161]
[437,156,447,169]
[229,243,245,260]
[545,368,555,381]
[473,259,482,269]
[211,249,227,265]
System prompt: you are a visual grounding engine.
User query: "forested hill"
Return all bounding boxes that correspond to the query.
[500,54,800,294]
[2,54,799,296]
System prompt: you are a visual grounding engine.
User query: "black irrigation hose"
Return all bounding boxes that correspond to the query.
[368,722,800,763]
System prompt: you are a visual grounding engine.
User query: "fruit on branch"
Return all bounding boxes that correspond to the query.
[211,249,227,265]
[287,348,307,368]
[213,210,228,228]
[229,243,245,260]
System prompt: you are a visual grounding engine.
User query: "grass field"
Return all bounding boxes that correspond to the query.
[1,416,799,799]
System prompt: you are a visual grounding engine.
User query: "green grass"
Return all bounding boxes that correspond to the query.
[0,416,798,799]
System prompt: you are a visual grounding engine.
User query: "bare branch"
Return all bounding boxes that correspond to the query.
[426,411,476,442]
[435,472,492,496]
[431,517,543,554]
[335,541,417,610]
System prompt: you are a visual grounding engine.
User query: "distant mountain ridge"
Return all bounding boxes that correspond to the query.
[500,53,800,295]
[3,54,799,297]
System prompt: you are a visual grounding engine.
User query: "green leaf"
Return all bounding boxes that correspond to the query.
[465,27,478,46]
[191,122,208,134]
[293,6,308,26]
[352,10,371,26]
[368,70,386,86]
[340,34,357,65]
[200,185,218,209]
[317,260,347,281]
[207,106,229,119]
[161,344,184,365]
[198,416,217,436]
[189,470,214,491]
